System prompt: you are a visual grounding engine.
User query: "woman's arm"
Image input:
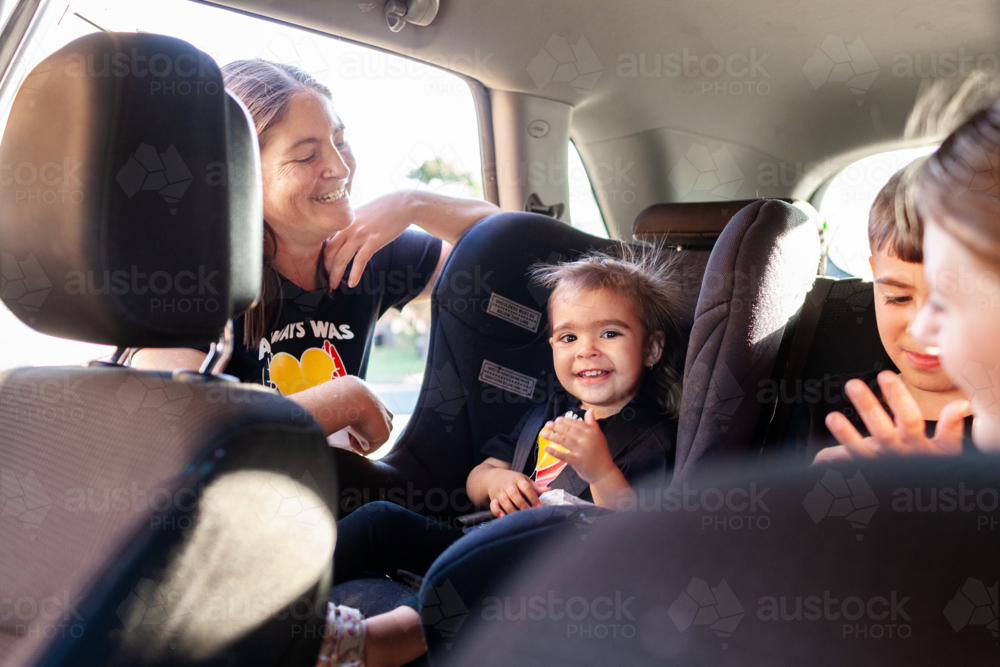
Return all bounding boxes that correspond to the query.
[130,348,393,450]
[131,348,207,371]
[324,190,500,290]
[286,375,393,447]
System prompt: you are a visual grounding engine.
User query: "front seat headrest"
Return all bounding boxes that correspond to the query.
[0,32,262,347]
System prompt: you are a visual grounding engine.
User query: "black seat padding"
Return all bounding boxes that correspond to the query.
[333,212,710,519]
[1,33,335,666]
[441,456,999,666]
[756,277,894,462]
[672,200,821,483]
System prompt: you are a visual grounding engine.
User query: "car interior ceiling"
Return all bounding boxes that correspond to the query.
[203,0,1000,237]
[0,1,998,666]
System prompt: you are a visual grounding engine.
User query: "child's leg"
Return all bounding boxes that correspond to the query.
[334,500,464,585]
[319,604,424,667]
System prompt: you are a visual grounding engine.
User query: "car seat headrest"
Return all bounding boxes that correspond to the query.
[0,32,262,347]
[633,199,793,248]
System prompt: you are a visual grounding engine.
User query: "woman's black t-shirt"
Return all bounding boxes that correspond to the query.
[218,230,441,394]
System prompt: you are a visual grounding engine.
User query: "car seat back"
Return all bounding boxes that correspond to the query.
[0,33,335,667]
[672,200,822,483]
[442,455,1000,666]
[756,277,892,462]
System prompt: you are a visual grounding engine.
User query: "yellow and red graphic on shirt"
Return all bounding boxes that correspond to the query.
[268,340,347,396]
[534,431,569,487]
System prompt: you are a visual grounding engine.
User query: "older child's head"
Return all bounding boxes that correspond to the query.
[531,246,686,418]
[912,93,1000,449]
[869,167,959,397]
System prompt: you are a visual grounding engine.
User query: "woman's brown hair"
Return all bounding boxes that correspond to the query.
[221,59,335,349]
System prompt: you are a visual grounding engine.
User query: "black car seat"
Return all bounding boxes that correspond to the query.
[332,211,713,521]
[755,277,893,462]
[440,455,1000,666]
[0,34,336,666]
[672,200,823,483]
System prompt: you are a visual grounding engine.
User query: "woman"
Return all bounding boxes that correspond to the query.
[826,92,1000,455]
[133,60,498,453]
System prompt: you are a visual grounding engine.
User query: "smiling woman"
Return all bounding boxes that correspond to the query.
[0,1,494,444]
[130,58,499,456]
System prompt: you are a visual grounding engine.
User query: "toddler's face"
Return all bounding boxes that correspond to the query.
[548,287,662,416]
[871,247,957,394]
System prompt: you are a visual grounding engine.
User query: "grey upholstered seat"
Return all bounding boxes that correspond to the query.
[0,33,335,667]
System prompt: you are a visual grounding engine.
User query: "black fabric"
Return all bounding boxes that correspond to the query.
[441,456,1000,666]
[758,278,887,461]
[0,366,336,666]
[0,33,261,346]
[333,212,710,520]
[217,230,441,387]
[484,384,676,501]
[673,200,821,483]
[332,501,465,611]
[419,504,612,659]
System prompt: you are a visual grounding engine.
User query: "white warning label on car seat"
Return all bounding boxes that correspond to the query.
[478,360,537,399]
[486,293,541,333]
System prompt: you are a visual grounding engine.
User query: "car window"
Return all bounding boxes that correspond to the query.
[816,146,938,279]
[0,0,485,457]
[568,141,610,239]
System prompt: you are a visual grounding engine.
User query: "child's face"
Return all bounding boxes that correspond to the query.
[911,221,1000,450]
[871,246,957,394]
[548,287,663,416]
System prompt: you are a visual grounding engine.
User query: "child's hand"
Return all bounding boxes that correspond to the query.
[540,410,616,484]
[486,469,548,518]
[820,371,969,463]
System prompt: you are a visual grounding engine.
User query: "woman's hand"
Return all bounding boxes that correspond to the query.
[339,376,394,454]
[288,376,393,454]
[322,192,416,290]
[485,469,547,518]
[819,371,969,463]
[540,411,616,484]
[322,191,499,290]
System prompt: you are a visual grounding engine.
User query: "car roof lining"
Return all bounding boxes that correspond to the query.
[194,0,999,232]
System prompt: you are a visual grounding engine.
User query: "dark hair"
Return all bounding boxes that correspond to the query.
[915,93,1000,265]
[868,166,924,263]
[221,59,335,349]
[529,244,688,418]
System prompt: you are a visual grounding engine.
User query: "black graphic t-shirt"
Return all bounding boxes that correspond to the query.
[218,230,441,394]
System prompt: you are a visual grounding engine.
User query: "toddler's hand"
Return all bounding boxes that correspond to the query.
[486,469,547,518]
[540,410,616,484]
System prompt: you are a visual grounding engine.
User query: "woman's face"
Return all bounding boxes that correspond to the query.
[260,91,355,243]
[911,220,1000,450]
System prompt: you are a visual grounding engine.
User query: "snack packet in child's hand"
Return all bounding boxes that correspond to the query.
[539,489,596,507]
